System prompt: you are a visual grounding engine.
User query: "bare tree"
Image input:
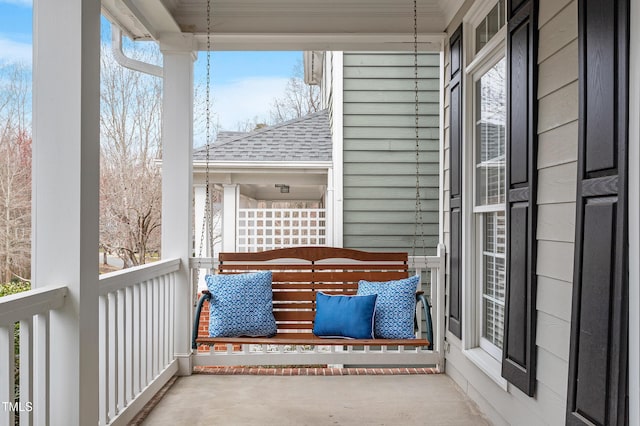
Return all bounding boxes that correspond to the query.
[100,43,162,268]
[235,116,268,132]
[193,80,223,147]
[269,58,321,124]
[0,63,31,282]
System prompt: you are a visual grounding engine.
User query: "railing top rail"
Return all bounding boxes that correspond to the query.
[99,258,181,296]
[191,253,445,271]
[408,254,444,269]
[0,285,67,325]
[238,208,326,211]
[190,257,218,270]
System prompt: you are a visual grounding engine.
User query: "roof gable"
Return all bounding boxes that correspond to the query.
[194,110,332,163]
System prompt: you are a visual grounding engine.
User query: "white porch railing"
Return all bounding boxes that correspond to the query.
[237,208,326,252]
[1,249,444,424]
[190,244,446,369]
[98,258,180,426]
[409,244,446,362]
[0,259,181,426]
[0,285,67,426]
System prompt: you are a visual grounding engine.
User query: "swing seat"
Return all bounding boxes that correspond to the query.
[192,247,433,352]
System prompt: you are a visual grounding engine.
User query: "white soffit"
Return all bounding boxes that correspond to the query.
[438,0,467,26]
[102,0,452,51]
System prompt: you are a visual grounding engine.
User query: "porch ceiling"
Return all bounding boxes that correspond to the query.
[101,0,462,51]
[240,183,325,201]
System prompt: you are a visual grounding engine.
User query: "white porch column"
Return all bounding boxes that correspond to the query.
[194,184,207,256]
[222,184,239,251]
[326,169,335,247]
[32,0,100,424]
[194,184,208,290]
[331,52,345,248]
[159,34,197,376]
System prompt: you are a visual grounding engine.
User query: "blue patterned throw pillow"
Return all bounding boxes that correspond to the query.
[357,275,420,339]
[313,292,377,339]
[205,271,277,338]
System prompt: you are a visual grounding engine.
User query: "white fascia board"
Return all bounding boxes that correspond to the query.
[121,0,159,39]
[196,33,447,52]
[140,0,181,34]
[101,6,140,41]
[192,161,332,171]
[103,0,180,41]
[124,0,181,37]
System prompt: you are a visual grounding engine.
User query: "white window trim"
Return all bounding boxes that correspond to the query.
[460,0,508,389]
[463,347,509,391]
[473,203,506,214]
[465,0,508,72]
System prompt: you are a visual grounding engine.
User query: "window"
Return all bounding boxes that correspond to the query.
[455,0,539,393]
[475,0,506,53]
[474,58,506,360]
[456,0,508,374]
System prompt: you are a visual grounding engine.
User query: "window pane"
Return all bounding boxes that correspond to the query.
[476,20,488,53]
[475,58,506,207]
[496,211,506,253]
[474,0,507,54]
[484,211,506,254]
[483,298,505,348]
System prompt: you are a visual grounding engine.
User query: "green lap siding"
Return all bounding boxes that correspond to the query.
[342,52,441,254]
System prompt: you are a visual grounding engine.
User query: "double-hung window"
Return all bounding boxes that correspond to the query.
[462,0,508,375]
[474,57,506,360]
[452,0,538,394]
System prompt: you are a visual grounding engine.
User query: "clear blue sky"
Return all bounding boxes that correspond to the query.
[0,0,302,132]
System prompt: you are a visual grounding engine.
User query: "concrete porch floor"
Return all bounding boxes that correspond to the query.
[140,372,491,425]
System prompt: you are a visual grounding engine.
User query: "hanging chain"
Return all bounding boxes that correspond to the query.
[311,51,315,83]
[412,0,428,259]
[205,0,215,260]
[197,0,214,279]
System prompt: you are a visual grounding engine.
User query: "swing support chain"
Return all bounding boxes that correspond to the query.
[412,0,429,260]
[196,0,215,287]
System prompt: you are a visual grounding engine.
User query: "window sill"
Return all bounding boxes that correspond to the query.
[462,347,508,391]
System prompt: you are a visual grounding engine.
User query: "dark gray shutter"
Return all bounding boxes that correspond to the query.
[448,25,463,339]
[501,0,538,397]
[567,0,629,424]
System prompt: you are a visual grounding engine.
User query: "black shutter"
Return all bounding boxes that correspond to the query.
[448,25,463,339]
[567,0,629,424]
[501,0,538,397]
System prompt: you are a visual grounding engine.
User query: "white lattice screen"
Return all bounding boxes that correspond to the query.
[237,208,327,252]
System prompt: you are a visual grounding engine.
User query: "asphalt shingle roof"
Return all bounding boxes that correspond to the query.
[194,109,331,162]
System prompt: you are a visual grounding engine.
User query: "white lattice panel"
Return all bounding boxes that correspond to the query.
[237,208,327,252]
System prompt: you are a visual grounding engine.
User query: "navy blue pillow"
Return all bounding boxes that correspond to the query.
[313,292,377,339]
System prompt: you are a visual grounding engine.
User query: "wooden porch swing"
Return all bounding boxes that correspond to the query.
[191,0,439,367]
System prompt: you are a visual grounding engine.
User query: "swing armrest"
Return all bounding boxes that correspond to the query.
[192,290,211,350]
[416,292,433,350]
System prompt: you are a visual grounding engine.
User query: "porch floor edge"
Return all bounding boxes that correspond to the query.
[194,366,440,375]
